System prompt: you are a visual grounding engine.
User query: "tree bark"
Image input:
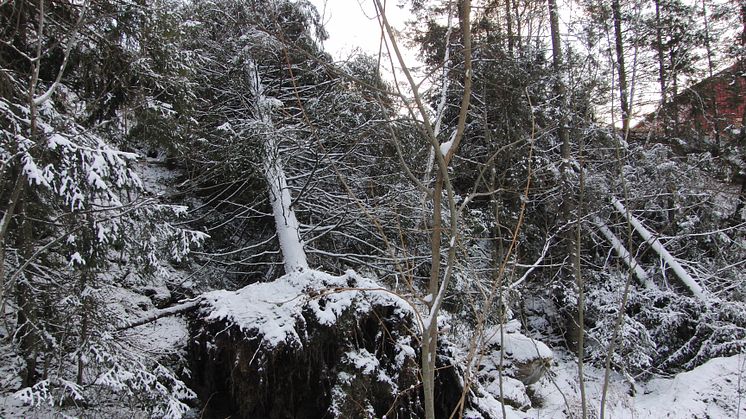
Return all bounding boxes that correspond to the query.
[547,0,569,169]
[373,1,471,417]
[548,3,586,415]
[592,216,655,288]
[611,0,630,133]
[0,174,25,311]
[16,195,39,388]
[547,0,573,265]
[505,0,514,55]
[654,0,668,136]
[700,0,721,152]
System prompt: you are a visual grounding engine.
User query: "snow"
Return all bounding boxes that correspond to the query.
[68,252,85,266]
[133,156,179,197]
[394,336,416,368]
[344,348,380,375]
[22,153,51,187]
[107,283,190,355]
[243,57,309,273]
[266,155,309,273]
[123,315,190,356]
[1,273,193,418]
[612,197,706,300]
[593,215,656,289]
[203,276,304,347]
[439,130,457,157]
[258,96,283,112]
[215,121,232,132]
[200,269,414,349]
[469,387,531,419]
[47,133,73,150]
[523,351,746,419]
[484,320,553,363]
[482,376,531,409]
[636,355,746,418]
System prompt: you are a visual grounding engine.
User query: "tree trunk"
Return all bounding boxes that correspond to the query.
[505,0,514,55]
[574,146,587,419]
[548,2,586,415]
[248,61,308,274]
[654,0,668,135]
[14,0,44,388]
[0,173,25,311]
[426,2,472,417]
[16,196,39,388]
[372,1,471,416]
[612,197,706,300]
[592,216,655,288]
[513,0,522,51]
[264,135,308,274]
[548,0,569,168]
[737,1,746,128]
[701,0,721,152]
[611,0,630,133]
[547,0,573,269]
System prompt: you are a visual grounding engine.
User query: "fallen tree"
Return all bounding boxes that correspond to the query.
[592,215,657,290]
[611,197,706,300]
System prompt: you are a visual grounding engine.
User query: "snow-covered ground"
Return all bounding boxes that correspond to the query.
[0,155,195,418]
[3,152,744,418]
[527,352,746,418]
[201,268,415,349]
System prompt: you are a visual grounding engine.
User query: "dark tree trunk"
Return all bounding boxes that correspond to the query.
[612,0,630,133]
[655,0,669,135]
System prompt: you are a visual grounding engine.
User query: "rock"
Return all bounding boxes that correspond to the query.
[187,270,423,418]
[140,285,172,309]
[478,319,553,407]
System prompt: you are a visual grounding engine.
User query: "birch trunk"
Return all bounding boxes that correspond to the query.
[373,2,471,417]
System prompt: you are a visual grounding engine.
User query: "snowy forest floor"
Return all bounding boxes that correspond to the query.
[530,352,746,418]
[3,330,745,418]
[1,152,744,419]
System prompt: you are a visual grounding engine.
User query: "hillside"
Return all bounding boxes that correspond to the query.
[1,0,745,418]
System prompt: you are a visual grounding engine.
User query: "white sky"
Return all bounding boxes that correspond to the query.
[309,0,423,77]
[306,0,683,126]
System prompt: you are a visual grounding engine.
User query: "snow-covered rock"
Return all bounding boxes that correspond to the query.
[483,320,553,386]
[190,269,422,418]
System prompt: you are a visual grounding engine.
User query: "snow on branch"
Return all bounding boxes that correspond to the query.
[611,197,706,300]
[117,299,201,331]
[33,1,89,106]
[592,215,657,290]
[246,58,308,273]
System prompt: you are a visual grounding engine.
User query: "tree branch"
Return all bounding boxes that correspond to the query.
[117,299,202,331]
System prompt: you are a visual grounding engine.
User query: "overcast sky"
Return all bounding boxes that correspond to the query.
[309,0,422,77]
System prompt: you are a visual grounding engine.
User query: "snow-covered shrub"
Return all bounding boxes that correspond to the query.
[583,266,746,375]
[583,270,659,374]
[0,4,205,414]
[12,338,195,418]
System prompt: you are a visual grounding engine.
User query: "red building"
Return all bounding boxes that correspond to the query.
[634,64,746,151]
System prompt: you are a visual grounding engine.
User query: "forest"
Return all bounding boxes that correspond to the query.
[0,0,745,418]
